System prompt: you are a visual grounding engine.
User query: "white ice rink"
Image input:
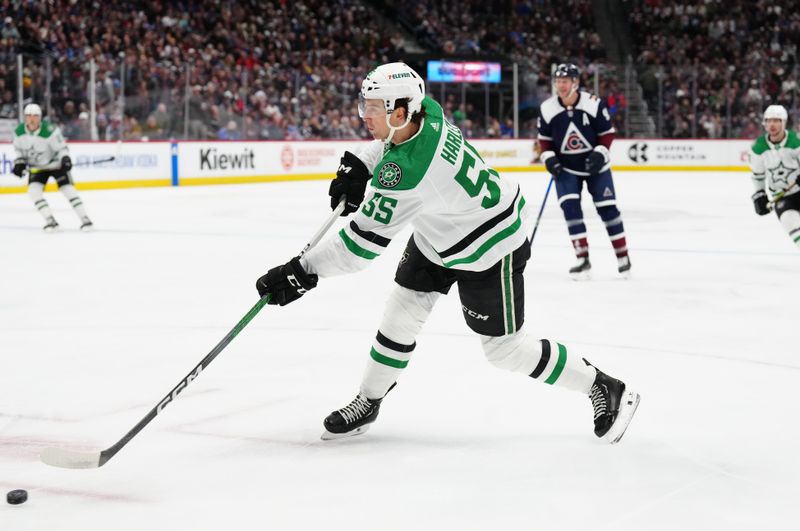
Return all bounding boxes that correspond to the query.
[1,171,798,531]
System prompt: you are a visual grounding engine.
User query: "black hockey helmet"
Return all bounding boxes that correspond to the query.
[554,63,580,80]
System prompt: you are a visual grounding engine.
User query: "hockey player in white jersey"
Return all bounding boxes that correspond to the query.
[749,104,800,248]
[256,63,640,444]
[12,103,93,231]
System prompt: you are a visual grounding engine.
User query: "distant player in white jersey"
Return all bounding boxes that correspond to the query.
[12,103,93,231]
[255,63,640,443]
[749,104,800,248]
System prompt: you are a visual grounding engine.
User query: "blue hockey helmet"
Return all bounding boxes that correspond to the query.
[554,63,580,80]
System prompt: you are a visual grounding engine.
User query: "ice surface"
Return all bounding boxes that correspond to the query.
[1,172,797,530]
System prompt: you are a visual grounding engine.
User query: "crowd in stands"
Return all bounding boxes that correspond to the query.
[630,0,799,138]
[0,0,796,141]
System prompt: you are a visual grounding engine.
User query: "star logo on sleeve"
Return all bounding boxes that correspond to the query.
[768,161,799,191]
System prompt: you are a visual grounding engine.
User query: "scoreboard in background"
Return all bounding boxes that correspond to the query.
[427,61,502,83]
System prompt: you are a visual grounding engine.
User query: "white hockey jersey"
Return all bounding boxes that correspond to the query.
[750,130,800,199]
[303,97,532,277]
[13,120,69,171]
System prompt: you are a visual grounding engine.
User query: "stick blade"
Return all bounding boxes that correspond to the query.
[41,447,103,469]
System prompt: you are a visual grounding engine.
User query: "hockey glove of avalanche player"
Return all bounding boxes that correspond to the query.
[585,147,608,175]
[329,151,371,216]
[12,160,26,178]
[61,156,72,172]
[752,190,770,216]
[256,256,318,306]
[543,153,563,176]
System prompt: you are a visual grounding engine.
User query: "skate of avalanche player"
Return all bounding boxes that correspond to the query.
[537,64,630,279]
[750,104,800,248]
[12,103,93,231]
[256,62,640,443]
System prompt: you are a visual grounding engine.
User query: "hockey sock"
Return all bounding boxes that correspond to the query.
[597,205,628,257]
[528,338,595,393]
[571,236,589,258]
[28,182,54,221]
[482,329,595,393]
[59,184,89,219]
[778,208,800,248]
[360,286,439,399]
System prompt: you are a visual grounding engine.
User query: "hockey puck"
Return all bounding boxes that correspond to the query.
[7,489,28,505]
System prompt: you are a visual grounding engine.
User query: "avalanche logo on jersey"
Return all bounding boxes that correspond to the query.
[378,162,402,188]
[560,121,592,155]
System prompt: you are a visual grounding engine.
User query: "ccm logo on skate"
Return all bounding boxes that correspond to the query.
[157,365,203,413]
[462,306,489,320]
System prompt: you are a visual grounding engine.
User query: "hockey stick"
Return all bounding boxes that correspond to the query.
[529,175,554,244]
[41,199,346,469]
[74,156,116,166]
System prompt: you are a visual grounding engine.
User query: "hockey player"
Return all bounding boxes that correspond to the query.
[750,104,800,248]
[537,64,630,279]
[256,62,640,444]
[12,103,93,231]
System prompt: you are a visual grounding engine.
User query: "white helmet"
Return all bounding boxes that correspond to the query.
[763,104,787,125]
[24,103,42,116]
[359,62,425,143]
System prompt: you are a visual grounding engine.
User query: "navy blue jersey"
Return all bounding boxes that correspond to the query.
[537,91,615,176]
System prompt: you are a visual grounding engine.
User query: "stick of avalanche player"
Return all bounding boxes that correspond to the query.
[537,64,630,279]
[255,62,640,444]
[12,104,93,231]
[750,104,800,249]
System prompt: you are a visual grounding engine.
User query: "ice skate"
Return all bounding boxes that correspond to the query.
[588,368,640,444]
[617,255,631,279]
[569,256,591,280]
[321,389,390,440]
[79,217,94,231]
[43,216,59,232]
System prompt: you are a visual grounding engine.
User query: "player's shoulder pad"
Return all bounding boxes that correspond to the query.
[785,129,800,149]
[38,120,55,138]
[539,95,563,124]
[14,123,25,137]
[575,91,602,117]
[751,135,769,155]
[372,154,422,191]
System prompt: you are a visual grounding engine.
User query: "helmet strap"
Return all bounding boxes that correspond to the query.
[384,111,412,145]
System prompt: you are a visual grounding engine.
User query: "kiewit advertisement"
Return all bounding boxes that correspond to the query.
[0,141,172,193]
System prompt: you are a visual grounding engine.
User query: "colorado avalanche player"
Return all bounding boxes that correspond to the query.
[537,64,630,279]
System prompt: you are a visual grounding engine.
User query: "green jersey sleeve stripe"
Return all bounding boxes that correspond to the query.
[339,229,380,259]
[439,187,521,259]
[442,196,526,268]
[370,347,409,369]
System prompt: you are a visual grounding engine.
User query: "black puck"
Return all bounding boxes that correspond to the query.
[7,489,28,505]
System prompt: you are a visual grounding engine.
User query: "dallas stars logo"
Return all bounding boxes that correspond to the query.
[378,162,402,188]
[768,161,799,192]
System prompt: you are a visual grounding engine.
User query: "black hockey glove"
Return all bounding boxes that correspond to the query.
[751,190,770,216]
[256,256,318,306]
[585,150,606,175]
[544,155,563,177]
[61,156,72,172]
[12,161,26,178]
[329,151,371,216]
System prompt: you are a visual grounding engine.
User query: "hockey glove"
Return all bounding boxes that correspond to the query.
[329,151,371,216]
[585,149,607,175]
[751,190,770,216]
[61,156,72,172]
[544,156,563,176]
[256,256,318,306]
[12,161,26,178]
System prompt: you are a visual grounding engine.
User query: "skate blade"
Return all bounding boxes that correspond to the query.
[618,269,631,280]
[320,424,370,441]
[80,225,95,232]
[43,226,60,233]
[570,270,591,281]
[604,390,640,444]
